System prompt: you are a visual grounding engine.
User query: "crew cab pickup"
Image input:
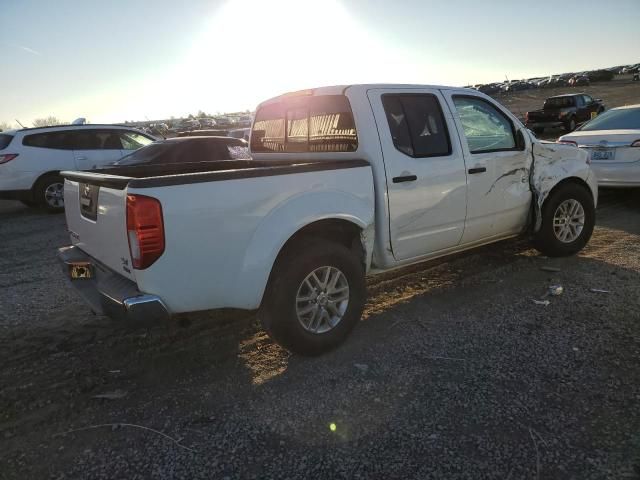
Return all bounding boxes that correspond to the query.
[525,93,605,135]
[58,84,598,355]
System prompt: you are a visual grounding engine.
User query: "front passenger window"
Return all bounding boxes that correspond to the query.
[452,96,516,153]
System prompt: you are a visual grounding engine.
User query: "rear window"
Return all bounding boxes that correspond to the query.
[579,107,640,131]
[114,140,249,166]
[0,134,13,150]
[544,97,575,108]
[251,95,358,153]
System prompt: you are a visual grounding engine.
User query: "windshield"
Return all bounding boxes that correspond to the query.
[544,97,574,108]
[579,107,640,131]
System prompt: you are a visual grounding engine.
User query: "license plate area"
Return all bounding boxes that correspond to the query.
[79,182,100,221]
[69,262,94,280]
[591,149,615,161]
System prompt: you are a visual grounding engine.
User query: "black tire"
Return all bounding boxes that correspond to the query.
[533,182,595,257]
[19,199,37,208]
[564,117,577,132]
[533,127,544,135]
[259,238,366,355]
[34,174,65,212]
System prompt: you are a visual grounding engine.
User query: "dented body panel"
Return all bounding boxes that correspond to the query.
[529,139,597,231]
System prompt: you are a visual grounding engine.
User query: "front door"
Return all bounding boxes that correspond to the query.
[443,91,532,243]
[368,88,468,261]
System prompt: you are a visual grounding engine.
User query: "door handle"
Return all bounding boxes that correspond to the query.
[468,167,486,174]
[76,156,87,161]
[392,175,417,183]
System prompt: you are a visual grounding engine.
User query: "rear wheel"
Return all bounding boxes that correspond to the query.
[533,183,595,257]
[564,117,577,132]
[34,174,65,212]
[259,238,366,355]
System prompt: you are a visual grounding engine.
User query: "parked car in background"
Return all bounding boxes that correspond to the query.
[633,72,639,82]
[199,118,217,128]
[177,129,230,137]
[228,127,250,141]
[0,125,155,211]
[559,104,640,187]
[214,116,233,127]
[237,115,253,127]
[587,69,615,82]
[178,119,201,131]
[569,75,590,87]
[57,84,596,355]
[477,83,502,95]
[110,136,249,167]
[526,93,605,134]
[621,64,640,74]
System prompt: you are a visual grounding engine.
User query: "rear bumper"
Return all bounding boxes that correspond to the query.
[591,160,640,188]
[0,189,33,201]
[57,245,170,323]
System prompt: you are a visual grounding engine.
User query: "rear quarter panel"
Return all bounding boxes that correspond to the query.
[130,165,375,312]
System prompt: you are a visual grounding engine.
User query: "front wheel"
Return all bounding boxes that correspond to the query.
[259,238,366,355]
[533,183,595,257]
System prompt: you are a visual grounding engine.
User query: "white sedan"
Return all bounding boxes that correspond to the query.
[559,104,640,187]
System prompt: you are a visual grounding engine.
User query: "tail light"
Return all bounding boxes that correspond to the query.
[0,154,18,165]
[631,140,640,147]
[126,194,165,269]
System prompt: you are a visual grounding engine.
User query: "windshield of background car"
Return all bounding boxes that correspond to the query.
[251,94,358,153]
[114,139,250,165]
[544,97,574,108]
[579,108,640,131]
[0,134,13,150]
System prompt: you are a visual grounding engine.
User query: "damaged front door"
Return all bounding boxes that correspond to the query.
[444,92,532,243]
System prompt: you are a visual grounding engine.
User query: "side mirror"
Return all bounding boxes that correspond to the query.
[516,129,526,150]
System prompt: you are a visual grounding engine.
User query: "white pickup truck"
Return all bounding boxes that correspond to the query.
[58,84,597,355]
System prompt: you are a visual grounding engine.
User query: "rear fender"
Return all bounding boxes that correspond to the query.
[235,189,375,309]
[530,141,597,231]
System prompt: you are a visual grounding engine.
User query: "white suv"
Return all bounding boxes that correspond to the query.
[0,125,155,211]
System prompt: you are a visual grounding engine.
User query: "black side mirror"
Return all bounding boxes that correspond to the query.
[516,129,526,150]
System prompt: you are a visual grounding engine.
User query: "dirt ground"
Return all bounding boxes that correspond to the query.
[493,75,640,141]
[1,186,639,479]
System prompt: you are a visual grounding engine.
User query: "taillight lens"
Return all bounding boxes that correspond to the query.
[0,154,18,165]
[631,140,640,147]
[126,194,165,269]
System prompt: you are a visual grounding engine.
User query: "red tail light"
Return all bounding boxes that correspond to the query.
[126,194,165,269]
[0,154,18,165]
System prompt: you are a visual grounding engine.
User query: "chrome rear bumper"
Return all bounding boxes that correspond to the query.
[57,245,170,323]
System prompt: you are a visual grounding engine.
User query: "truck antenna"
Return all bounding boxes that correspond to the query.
[15,119,25,128]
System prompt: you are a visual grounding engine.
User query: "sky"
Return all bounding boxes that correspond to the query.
[1,0,638,125]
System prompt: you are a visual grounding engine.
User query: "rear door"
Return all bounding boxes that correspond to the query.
[367,88,467,261]
[72,129,126,170]
[443,91,532,243]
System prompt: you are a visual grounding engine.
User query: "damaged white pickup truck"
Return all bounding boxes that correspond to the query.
[58,84,597,355]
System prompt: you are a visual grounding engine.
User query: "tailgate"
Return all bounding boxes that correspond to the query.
[63,178,135,281]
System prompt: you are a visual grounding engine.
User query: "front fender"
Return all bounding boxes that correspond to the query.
[530,141,597,231]
[234,189,375,309]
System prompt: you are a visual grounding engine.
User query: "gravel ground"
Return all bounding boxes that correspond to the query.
[0,189,639,479]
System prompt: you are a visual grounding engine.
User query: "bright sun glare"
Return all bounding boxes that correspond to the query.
[172,0,411,115]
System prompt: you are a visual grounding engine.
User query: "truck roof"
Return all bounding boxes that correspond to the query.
[259,83,471,106]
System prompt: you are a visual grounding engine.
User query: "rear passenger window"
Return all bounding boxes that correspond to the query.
[381,94,451,157]
[0,134,14,150]
[23,131,73,149]
[251,95,357,153]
